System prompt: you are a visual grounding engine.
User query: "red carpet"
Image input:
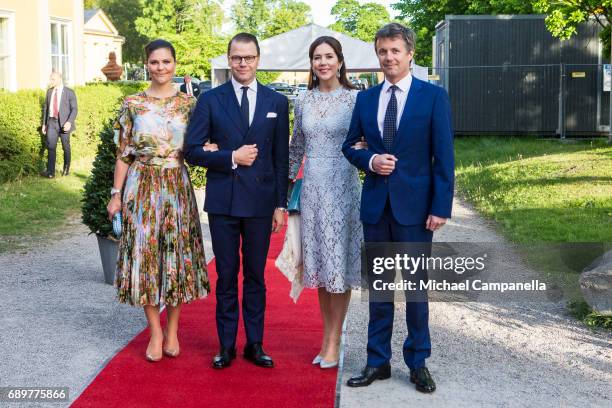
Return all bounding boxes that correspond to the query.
[73,227,336,408]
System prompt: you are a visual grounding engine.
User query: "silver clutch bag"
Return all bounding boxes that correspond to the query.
[112,212,122,238]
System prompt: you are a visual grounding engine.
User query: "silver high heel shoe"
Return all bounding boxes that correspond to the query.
[312,355,323,365]
[319,359,338,369]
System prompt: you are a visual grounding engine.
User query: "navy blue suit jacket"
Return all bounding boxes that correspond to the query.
[342,77,454,226]
[184,81,289,217]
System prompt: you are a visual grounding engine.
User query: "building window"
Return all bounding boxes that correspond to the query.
[0,14,14,91]
[50,21,70,84]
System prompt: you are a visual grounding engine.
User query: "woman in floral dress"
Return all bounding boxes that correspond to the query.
[107,40,213,362]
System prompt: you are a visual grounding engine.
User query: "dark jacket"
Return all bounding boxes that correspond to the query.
[184,80,289,217]
[342,77,455,226]
[180,82,201,98]
[42,86,78,133]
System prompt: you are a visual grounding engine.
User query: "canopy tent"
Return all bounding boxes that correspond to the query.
[210,23,428,86]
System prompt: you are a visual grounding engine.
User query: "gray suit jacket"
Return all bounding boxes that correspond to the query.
[42,87,78,133]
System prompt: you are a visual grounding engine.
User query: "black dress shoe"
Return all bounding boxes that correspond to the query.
[346,364,391,387]
[243,342,274,367]
[212,347,236,369]
[61,166,70,176]
[410,367,436,393]
[40,171,54,179]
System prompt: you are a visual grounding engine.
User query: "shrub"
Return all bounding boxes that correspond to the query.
[81,120,117,239]
[187,164,207,189]
[0,81,147,183]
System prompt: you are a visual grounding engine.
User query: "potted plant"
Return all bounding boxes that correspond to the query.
[82,120,118,285]
[187,164,207,213]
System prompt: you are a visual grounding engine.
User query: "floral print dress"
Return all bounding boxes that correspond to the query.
[114,92,209,306]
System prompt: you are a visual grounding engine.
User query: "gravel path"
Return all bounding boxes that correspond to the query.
[338,198,612,407]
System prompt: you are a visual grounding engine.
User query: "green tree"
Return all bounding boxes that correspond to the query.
[533,1,611,57]
[231,0,272,37]
[134,0,227,78]
[231,0,311,83]
[85,0,149,64]
[231,0,311,38]
[392,0,534,66]
[329,0,390,42]
[265,0,312,37]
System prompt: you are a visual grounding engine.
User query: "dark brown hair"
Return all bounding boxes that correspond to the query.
[144,39,176,62]
[374,23,416,53]
[308,36,356,91]
[228,32,260,56]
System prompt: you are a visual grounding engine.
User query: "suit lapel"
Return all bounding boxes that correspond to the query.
[218,81,247,136]
[394,77,423,151]
[244,82,270,142]
[59,88,66,112]
[366,84,386,152]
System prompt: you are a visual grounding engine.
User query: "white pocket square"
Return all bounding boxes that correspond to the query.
[266,112,277,118]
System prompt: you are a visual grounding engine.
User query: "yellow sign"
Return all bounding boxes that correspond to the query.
[571,72,586,78]
[428,74,440,81]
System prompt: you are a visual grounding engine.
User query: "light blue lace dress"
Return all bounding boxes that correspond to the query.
[289,87,362,293]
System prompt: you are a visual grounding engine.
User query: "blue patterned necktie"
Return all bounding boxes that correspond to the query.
[241,86,250,127]
[383,85,398,152]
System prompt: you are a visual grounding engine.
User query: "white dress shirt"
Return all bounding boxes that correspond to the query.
[231,76,257,126]
[369,73,412,171]
[48,85,64,119]
[230,76,257,169]
[185,81,194,96]
[377,73,412,137]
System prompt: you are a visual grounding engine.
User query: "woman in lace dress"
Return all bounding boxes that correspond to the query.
[107,40,215,362]
[289,36,364,368]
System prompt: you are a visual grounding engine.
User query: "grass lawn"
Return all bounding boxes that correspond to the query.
[0,157,92,252]
[455,136,612,327]
[455,137,611,243]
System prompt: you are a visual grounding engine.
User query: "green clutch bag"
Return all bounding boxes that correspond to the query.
[287,178,303,214]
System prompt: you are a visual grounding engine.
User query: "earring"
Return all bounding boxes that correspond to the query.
[312,73,317,81]
[336,69,341,78]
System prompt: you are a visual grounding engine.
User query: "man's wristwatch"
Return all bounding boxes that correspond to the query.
[276,207,287,213]
[110,187,121,197]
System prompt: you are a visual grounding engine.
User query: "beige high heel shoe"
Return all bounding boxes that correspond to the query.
[145,352,162,362]
[145,338,163,362]
[163,330,180,358]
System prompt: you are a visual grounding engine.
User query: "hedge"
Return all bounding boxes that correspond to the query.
[0,81,147,183]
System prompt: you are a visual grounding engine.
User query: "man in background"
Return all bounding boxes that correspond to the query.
[41,71,78,178]
[180,75,201,98]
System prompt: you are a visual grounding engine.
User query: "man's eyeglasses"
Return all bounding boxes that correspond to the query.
[230,55,257,65]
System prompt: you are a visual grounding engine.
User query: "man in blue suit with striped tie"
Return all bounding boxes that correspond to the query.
[342,23,454,393]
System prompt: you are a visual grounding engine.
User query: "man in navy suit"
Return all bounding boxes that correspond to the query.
[342,23,454,393]
[184,33,289,369]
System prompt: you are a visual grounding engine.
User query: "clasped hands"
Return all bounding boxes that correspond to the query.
[206,142,284,232]
[351,138,397,176]
[351,138,447,232]
[203,142,258,167]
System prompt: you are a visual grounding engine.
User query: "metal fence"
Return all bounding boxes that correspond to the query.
[429,63,610,138]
